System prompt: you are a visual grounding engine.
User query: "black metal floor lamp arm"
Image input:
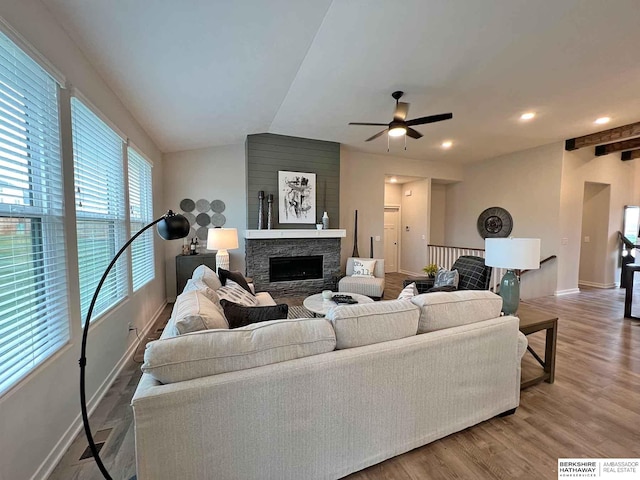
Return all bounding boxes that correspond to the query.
[79,215,164,480]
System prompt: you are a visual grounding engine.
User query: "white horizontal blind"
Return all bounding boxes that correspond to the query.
[71,97,127,321]
[0,30,69,395]
[127,147,154,291]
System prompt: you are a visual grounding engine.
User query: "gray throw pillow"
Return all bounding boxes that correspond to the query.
[433,268,459,288]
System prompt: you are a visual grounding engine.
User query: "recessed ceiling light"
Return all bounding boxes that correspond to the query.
[389,177,397,183]
[520,112,536,120]
[594,117,611,125]
[441,140,453,149]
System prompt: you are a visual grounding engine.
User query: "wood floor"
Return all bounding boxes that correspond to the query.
[49,274,640,480]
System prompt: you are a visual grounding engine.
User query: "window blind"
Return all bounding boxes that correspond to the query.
[0,30,69,395]
[127,147,154,291]
[71,97,128,321]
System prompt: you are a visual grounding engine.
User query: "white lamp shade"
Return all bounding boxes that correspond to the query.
[207,228,239,251]
[485,238,541,270]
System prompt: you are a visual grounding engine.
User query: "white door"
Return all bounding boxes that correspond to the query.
[384,207,399,273]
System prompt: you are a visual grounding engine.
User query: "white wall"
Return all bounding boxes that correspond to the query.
[384,183,402,205]
[579,183,612,287]
[163,144,247,300]
[340,147,464,268]
[445,142,564,298]
[0,3,166,480]
[400,180,430,275]
[430,183,447,245]
[558,148,638,293]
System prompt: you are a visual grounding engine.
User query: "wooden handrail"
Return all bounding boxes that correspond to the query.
[520,255,557,276]
[618,231,636,250]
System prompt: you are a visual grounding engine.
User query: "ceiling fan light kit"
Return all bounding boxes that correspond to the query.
[349,91,452,150]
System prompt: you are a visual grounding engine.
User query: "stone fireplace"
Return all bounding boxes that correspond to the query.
[245,230,345,297]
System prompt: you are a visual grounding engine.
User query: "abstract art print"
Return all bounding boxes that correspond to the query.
[278,170,316,224]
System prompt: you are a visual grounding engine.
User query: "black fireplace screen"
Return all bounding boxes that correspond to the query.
[269,255,323,282]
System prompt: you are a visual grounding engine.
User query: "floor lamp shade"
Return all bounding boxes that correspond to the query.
[485,238,541,315]
[207,227,239,271]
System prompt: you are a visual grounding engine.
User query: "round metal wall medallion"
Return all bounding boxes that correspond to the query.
[196,212,211,226]
[196,199,210,212]
[477,207,513,239]
[179,198,195,212]
[210,199,226,213]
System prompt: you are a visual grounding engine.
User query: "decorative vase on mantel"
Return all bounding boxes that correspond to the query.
[257,190,265,229]
[322,211,329,230]
[267,194,274,230]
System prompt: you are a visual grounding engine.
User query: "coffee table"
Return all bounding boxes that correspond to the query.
[516,303,558,389]
[303,292,374,317]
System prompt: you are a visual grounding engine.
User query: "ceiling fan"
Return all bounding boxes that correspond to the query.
[349,91,453,146]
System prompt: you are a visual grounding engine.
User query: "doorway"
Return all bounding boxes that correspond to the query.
[384,207,400,273]
[578,182,611,288]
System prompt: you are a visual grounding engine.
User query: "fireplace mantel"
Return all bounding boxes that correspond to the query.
[244,229,346,239]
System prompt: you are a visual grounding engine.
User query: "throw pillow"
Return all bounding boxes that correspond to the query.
[172,290,228,334]
[220,299,289,328]
[218,268,254,294]
[397,282,418,300]
[352,259,376,277]
[217,281,259,307]
[192,264,222,290]
[433,268,459,288]
[182,278,221,304]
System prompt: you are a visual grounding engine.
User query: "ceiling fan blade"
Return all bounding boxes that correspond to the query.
[406,127,423,139]
[393,102,409,121]
[365,129,388,142]
[406,113,453,126]
[349,122,388,126]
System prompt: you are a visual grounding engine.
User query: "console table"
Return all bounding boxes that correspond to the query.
[516,304,558,389]
[175,253,216,295]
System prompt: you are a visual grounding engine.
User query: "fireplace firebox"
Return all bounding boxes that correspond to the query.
[269,255,323,282]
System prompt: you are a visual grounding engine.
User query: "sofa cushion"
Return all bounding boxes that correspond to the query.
[182,278,220,304]
[218,268,253,294]
[326,300,420,349]
[141,318,336,383]
[411,290,502,333]
[338,276,385,298]
[173,289,229,334]
[192,264,222,290]
[216,281,259,306]
[397,282,417,300]
[220,299,289,328]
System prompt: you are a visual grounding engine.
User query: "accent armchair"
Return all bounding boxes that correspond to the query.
[338,257,385,300]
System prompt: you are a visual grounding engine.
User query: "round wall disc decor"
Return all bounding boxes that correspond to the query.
[179,198,195,212]
[477,207,513,238]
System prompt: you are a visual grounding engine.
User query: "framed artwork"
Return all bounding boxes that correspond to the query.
[278,170,316,224]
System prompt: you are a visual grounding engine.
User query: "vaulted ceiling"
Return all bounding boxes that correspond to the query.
[41,0,640,163]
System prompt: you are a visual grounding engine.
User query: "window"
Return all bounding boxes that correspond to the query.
[127,147,154,290]
[71,97,127,321]
[0,30,69,394]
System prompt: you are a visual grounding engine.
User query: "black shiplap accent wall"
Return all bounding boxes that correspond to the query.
[246,133,340,230]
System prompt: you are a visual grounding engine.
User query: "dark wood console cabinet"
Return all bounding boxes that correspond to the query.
[176,253,216,295]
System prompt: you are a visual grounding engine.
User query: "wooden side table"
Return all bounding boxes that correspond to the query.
[516,304,558,389]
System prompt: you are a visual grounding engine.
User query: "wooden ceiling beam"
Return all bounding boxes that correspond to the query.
[595,137,640,156]
[565,121,640,151]
[621,149,640,161]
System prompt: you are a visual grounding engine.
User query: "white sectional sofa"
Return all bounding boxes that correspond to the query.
[132,278,526,480]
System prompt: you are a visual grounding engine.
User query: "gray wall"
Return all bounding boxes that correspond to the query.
[247,133,340,229]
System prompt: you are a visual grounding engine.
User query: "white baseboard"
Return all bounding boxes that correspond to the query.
[578,281,616,289]
[32,301,167,480]
[555,288,581,296]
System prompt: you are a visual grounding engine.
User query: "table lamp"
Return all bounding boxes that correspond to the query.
[485,237,540,315]
[207,227,239,271]
[80,210,190,479]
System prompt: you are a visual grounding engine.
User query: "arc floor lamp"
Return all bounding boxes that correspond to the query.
[79,210,189,480]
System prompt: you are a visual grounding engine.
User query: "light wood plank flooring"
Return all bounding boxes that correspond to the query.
[49,275,640,479]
